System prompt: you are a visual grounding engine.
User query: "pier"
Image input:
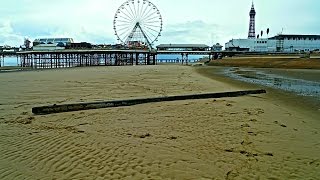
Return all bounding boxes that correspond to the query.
[2,48,309,69]
[17,49,157,68]
[11,47,230,69]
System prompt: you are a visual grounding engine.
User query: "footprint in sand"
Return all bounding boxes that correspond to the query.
[309,159,320,166]
[274,121,287,128]
[241,123,251,128]
[244,108,264,116]
[247,131,257,136]
[241,140,253,146]
[226,170,240,180]
[5,116,34,125]
[168,136,178,140]
[250,119,258,122]
[226,103,233,107]
[21,112,28,115]
[131,133,151,139]
[264,152,274,157]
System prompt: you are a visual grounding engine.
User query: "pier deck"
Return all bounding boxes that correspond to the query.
[1,49,311,69]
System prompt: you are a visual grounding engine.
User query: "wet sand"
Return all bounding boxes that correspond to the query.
[258,68,320,82]
[197,66,320,115]
[0,65,319,179]
[209,57,320,69]
[222,67,320,109]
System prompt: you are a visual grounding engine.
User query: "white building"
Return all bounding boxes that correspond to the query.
[32,44,66,51]
[226,3,320,53]
[225,34,320,52]
[32,38,74,51]
[33,38,74,46]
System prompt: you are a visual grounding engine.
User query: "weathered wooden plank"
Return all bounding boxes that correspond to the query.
[32,89,267,115]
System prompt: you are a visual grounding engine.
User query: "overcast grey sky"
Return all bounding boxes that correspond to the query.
[0,0,320,46]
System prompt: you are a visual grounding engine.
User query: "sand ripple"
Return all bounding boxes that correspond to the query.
[0,65,319,179]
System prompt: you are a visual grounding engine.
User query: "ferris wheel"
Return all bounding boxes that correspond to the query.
[113,0,163,48]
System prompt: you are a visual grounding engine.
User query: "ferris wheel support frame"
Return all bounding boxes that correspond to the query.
[126,23,153,49]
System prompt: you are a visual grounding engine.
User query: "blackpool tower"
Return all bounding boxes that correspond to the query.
[248,2,256,39]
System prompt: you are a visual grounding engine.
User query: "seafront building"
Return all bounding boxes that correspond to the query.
[225,35,320,52]
[225,3,320,52]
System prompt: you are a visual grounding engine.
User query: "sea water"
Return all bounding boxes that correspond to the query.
[157,54,204,63]
[1,56,19,67]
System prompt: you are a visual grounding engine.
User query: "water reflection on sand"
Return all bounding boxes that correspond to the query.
[223,68,320,99]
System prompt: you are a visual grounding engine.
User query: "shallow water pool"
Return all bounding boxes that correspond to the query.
[223,68,320,100]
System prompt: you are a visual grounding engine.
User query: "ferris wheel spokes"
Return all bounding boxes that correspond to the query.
[113,0,162,49]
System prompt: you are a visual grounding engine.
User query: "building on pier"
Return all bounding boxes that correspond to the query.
[156,44,210,51]
[0,45,19,53]
[32,38,74,51]
[33,38,74,46]
[66,42,93,49]
[212,43,223,51]
[33,44,66,51]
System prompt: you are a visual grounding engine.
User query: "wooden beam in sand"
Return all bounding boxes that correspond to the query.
[32,89,267,115]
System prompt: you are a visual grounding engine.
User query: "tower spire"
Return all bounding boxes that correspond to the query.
[248,1,256,39]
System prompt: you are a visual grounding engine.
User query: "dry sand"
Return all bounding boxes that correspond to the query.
[0,65,319,179]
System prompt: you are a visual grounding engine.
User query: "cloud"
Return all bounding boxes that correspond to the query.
[0,21,25,46]
[1,16,116,46]
[1,0,320,47]
[0,0,119,46]
[160,20,221,44]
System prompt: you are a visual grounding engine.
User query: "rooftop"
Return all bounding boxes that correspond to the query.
[269,34,320,39]
[34,38,74,43]
[156,44,209,48]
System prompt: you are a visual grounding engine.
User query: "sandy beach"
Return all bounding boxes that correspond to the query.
[0,65,319,179]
